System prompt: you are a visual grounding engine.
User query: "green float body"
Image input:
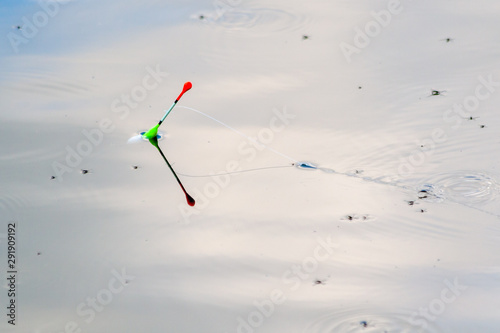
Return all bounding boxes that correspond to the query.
[143,123,160,141]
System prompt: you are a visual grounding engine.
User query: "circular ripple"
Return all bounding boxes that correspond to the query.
[418,171,500,205]
[303,307,444,333]
[193,7,309,35]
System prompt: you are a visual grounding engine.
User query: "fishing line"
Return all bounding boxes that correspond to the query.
[179,106,298,163]
[178,105,500,218]
[179,165,294,178]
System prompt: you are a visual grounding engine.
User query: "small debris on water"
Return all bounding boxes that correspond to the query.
[431,90,445,96]
[418,188,431,199]
[341,214,374,222]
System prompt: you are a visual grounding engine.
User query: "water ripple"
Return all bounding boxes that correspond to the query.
[1,70,93,96]
[193,7,309,34]
[303,307,444,333]
[418,171,500,205]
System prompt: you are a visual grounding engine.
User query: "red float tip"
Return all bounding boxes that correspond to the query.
[183,81,192,92]
[186,193,195,206]
[176,81,192,101]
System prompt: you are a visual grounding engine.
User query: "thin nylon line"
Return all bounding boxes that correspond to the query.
[179,105,298,163]
[178,105,500,219]
[179,165,294,178]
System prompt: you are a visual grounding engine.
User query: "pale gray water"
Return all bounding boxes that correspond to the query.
[1,0,500,332]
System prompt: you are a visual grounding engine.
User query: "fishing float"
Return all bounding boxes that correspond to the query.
[129,82,195,206]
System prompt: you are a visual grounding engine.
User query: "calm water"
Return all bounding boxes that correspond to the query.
[1,0,500,332]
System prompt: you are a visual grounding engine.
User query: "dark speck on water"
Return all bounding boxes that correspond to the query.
[302,35,309,40]
[199,15,204,20]
[360,320,368,327]
[418,189,430,199]
[132,165,139,169]
[81,169,89,174]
